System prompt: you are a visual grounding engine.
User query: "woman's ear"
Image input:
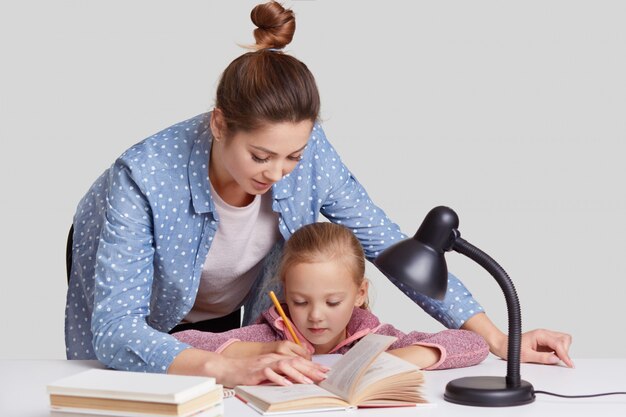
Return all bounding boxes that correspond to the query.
[210,108,225,141]
[354,279,369,307]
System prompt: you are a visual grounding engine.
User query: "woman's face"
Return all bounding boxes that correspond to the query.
[210,115,312,199]
[284,260,368,354]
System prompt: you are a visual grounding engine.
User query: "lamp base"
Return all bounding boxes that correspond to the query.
[444,376,535,407]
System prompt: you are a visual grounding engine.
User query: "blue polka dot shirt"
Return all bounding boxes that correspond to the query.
[65,113,483,372]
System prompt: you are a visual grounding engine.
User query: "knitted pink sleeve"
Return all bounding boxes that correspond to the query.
[375,325,489,370]
[172,323,280,353]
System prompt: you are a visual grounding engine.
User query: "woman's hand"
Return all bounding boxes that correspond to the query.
[462,313,574,368]
[221,341,311,360]
[517,329,573,367]
[220,353,327,388]
[168,348,328,388]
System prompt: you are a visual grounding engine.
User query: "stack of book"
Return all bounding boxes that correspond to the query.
[47,369,223,417]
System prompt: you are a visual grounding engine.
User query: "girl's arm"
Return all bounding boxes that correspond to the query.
[172,324,311,359]
[376,324,489,370]
[220,341,311,359]
[387,345,441,369]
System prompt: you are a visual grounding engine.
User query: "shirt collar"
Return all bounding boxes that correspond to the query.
[188,121,215,214]
[272,171,295,200]
[271,128,317,201]
[273,123,319,200]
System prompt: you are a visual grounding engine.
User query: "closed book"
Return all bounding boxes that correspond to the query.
[47,369,222,417]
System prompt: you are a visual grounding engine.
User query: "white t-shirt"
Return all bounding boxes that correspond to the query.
[183,184,280,322]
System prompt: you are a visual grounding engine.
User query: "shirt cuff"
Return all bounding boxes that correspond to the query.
[412,342,447,371]
[216,338,242,354]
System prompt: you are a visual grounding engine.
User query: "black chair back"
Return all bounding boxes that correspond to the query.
[66,225,74,284]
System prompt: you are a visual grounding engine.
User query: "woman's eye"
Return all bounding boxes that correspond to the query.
[251,154,270,163]
[288,154,303,162]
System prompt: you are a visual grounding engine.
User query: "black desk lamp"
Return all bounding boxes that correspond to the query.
[374,206,535,407]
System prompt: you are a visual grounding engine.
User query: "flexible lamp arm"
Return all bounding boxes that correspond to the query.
[452,236,522,387]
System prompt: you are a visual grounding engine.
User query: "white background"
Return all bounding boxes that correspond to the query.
[1,0,624,359]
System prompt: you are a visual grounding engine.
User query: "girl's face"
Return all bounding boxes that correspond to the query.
[210,111,312,200]
[284,259,368,354]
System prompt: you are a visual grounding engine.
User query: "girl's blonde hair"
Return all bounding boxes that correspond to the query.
[278,222,369,309]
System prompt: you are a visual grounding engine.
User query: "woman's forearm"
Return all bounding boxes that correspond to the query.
[168,346,327,388]
[460,312,507,358]
[168,348,228,379]
[461,312,574,367]
[220,342,267,358]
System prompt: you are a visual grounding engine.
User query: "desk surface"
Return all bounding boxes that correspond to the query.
[1,357,625,417]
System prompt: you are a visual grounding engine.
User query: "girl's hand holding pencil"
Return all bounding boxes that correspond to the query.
[269,291,301,345]
[262,340,311,360]
[268,291,312,359]
[221,340,311,360]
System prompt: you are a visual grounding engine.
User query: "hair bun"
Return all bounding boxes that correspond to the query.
[250,1,295,50]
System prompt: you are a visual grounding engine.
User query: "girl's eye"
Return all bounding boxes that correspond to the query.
[327,301,342,307]
[251,154,270,163]
[292,300,307,306]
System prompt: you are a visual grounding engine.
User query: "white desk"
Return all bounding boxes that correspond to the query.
[1,357,625,417]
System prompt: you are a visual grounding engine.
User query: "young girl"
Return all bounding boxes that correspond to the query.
[174,223,489,371]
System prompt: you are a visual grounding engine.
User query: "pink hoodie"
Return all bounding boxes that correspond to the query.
[174,306,489,370]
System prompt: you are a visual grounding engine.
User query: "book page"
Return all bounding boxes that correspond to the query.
[312,354,342,368]
[235,383,342,403]
[318,334,396,400]
[353,352,421,396]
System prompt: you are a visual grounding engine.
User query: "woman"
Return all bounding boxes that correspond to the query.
[65,1,572,387]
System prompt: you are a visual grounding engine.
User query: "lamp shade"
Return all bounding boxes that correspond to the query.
[374,206,459,301]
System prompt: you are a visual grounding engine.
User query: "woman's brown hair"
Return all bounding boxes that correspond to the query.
[278,223,369,309]
[215,1,320,136]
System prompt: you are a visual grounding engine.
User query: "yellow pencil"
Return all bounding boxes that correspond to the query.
[269,291,302,346]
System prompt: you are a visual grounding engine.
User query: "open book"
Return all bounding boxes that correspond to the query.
[235,334,427,415]
[47,369,223,417]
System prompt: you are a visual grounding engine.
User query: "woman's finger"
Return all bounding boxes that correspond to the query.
[538,330,574,368]
[263,366,294,386]
[273,358,317,384]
